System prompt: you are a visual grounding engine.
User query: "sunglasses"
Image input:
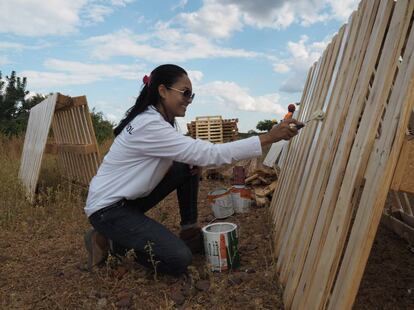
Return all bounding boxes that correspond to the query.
[167,87,195,101]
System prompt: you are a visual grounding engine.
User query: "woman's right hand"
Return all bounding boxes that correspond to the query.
[259,119,303,147]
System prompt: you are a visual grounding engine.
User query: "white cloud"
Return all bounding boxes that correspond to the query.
[0,41,52,51]
[92,99,126,123]
[199,81,285,114]
[0,0,135,36]
[83,4,113,23]
[327,0,360,21]
[178,2,242,38]
[20,71,94,89]
[81,0,135,25]
[172,0,189,11]
[0,42,26,50]
[187,70,204,82]
[0,0,86,36]
[273,63,290,73]
[275,35,330,93]
[44,58,143,79]
[20,58,145,89]
[82,28,257,62]
[109,0,134,6]
[194,0,358,31]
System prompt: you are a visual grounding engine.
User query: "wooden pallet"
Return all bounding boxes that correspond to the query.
[222,118,239,142]
[188,117,238,143]
[19,93,101,200]
[269,0,414,308]
[195,115,223,143]
[52,95,100,186]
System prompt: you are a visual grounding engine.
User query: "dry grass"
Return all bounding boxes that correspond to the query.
[0,134,285,309]
[0,136,86,232]
[1,134,412,309]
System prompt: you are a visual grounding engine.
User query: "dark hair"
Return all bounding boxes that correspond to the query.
[114,64,187,136]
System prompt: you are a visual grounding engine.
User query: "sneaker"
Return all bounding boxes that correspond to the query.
[179,227,204,254]
[84,228,109,270]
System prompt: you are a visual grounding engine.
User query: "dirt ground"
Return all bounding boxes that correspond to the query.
[1,178,413,309]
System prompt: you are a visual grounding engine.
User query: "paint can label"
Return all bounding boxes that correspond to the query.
[202,223,240,272]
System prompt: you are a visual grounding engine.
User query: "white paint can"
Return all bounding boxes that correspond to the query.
[230,185,251,213]
[207,188,234,219]
[202,222,240,272]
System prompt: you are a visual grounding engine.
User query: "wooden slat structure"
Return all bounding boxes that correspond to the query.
[187,116,238,143]
[222,118,239,142]
[270,0,414,309]
[19,93,101,200]
[19,94,59,199]
[196,115,223,143]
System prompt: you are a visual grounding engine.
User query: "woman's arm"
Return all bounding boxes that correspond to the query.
[259,119,303,147]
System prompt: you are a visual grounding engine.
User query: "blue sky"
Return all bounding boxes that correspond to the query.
[0,0,359,132]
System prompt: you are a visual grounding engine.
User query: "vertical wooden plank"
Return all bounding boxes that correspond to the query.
[273,53,325,253]
[282,9,356,305]
[65,110,75,144]
[292,0,393,307]
[19,93,58,199]
[69,108,81,144]
[277,35,339,267]
[69,106,89,183]
[279,28,344,285]
[304,1,413,308]
[265,64,315,170]
[75,106,88,144]
[287,0,388,308]
[270,63,316,219]
[328,14,414,308]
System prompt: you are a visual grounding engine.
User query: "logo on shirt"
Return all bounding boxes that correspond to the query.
[126,124,134,135]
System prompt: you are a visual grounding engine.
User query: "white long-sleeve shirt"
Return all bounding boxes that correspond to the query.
[85,106,262,217]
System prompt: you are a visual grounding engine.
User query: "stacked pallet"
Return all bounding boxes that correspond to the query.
[222,118,238,142]
[195,116,223,143]
[187,116,238,143]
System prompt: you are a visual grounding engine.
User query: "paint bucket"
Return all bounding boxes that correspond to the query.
[230,185,251,213]
[207,188,234,219]
[202,222,240,272]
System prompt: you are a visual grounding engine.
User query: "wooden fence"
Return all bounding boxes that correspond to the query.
[270,0,414,309]
[19,93,101,200]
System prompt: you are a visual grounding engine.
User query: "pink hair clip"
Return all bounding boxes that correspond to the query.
[143,74,151,86]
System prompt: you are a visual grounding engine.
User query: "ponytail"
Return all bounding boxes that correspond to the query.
[113,86,149,136]
[113,64,187,136]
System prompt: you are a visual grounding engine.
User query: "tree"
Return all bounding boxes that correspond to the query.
[14,94,47,135]
[256,119,276,132]
[90,108,114,144]
[0,71,29,135]
[0,70,114,141]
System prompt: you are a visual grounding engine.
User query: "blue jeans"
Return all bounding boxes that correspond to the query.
[89,162,199,275]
